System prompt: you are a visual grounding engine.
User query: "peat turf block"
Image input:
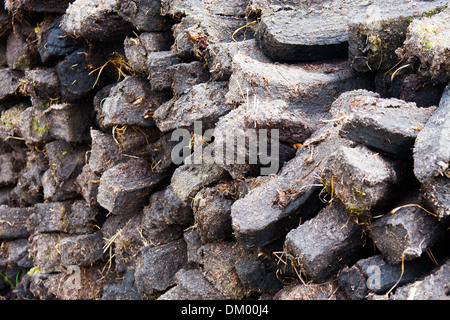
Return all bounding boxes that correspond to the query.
[134,239,188,298]
[0,238,32,268]
[338,254,435,299]
[161,0,247,19]
[0,206,33,239]
[374,68,446,109]
[392,260,450,300]
[141,191,187,247]
[192,185,235,243]
[101,270,141,300]
[421,176,450,222]
[225,54,370,126]
[124,32,172,77]
[118,0,172,32]
[87,129,123,176]
[56,48,96,102]
[339,95,435,159]
[24,68,61,107]
[399,7,450,82]
[285,201,366,283]
[168,61,210,97]
[38,17,81,64]
[0,68,23,103]
[76,165,100,207]
[199,241,280,299]
[154,81,229,132]
[17,103,92,145]
[172,13,255,59]
[97,158,166,216]
[170,162,228,205]
[257,0,448,63]
[13,152,48,206]
[42,140,87,202]
[29,233,62,273]
[413,84,450,184]
[369,205,445,264]
[212,98,311,179]
[58,231,105,267]
[141,187,193,246]
[321,144,400,215]
[43,103,92,143]
[0,152,20,187]
[5,0,73,13]
[204,39,271,81]
[61,0,133,41]
[30,200,98,235]
[274,282,345,300]
[147,51,181,92]
[6,28,39,71]
[99,76,167,129]
[256,7,351,62]
[161,268,225,300]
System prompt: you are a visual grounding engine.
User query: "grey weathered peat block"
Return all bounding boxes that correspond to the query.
[285,201,366,283]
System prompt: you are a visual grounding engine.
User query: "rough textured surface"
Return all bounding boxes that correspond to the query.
[338,254,435,300]
[257,0,448,63]
[391,260,450,300]
[374,67,447,108]
[42,140,87,201]
[204,39,271,81]
[24,68,61,107]
[213,98,311,179]
[256,7,350,62]
[147,51,181,92]
[5,0,73,13]
[6,28,39,71]
[59,231,105,267]
[348,2,448,73]
[118,0,172,32]
[134,239,188,298]
[154,81,229,132]
[421,176,450,222]
[399,7,450,83]
[124,32,172,76]
[97,158,166,215]
[61,0,133,41]
[413,84,450,184]
[321,145,400,217]
[168,61,210,97]
[231,123,352,249]
[192,185,235,243]
[55,48,96,102]
[199,242,280,299]
[225,54,372,127]
[161,0,247,19]
[0,0,449,302]
[369,205,445,264]
[38,17,82,64]
[43,103,92,143]
[172,13,255,59]
[274,282,345,300]
[0,206,33,239]
[159,268,225,300]
[30,201,97,235]
[98,76,166,129]
[285,202,365,283]
[339,95,436,159]
[170,163,228,204]
[0,69,23,103]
